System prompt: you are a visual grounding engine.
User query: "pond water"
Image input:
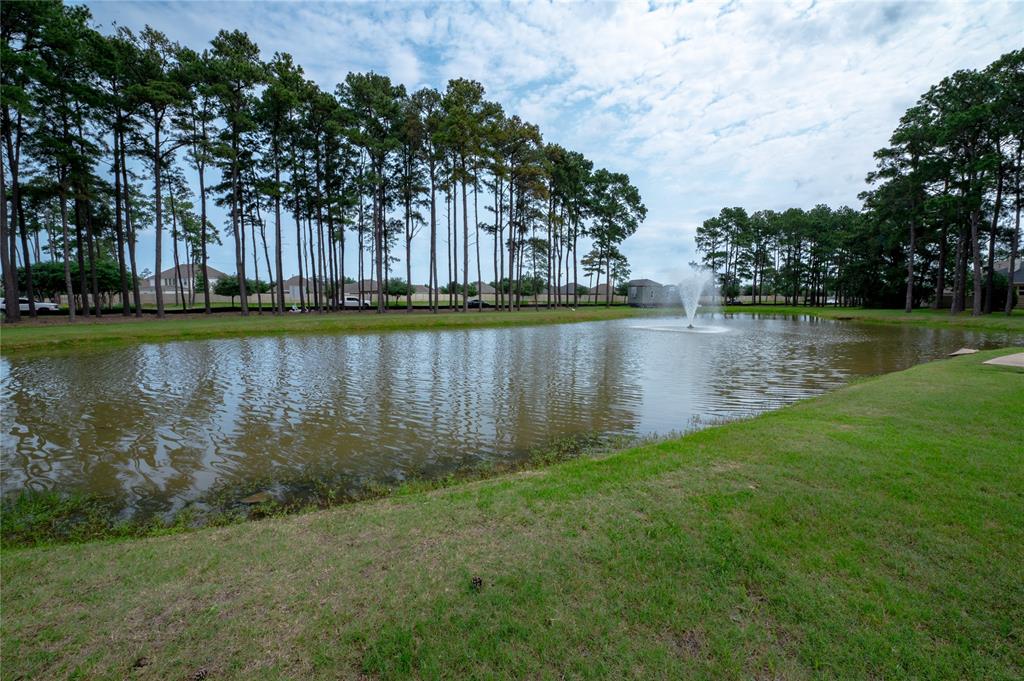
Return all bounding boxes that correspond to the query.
[2,313,1019,516]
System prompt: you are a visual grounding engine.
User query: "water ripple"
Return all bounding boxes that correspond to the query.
[2,314,1017,514]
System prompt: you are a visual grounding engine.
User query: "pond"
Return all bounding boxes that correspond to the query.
[2,313,1018,516]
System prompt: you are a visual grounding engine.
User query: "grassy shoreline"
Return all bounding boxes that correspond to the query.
[0,306,653,355]
[3,350,1021,679]
[0,432,642,549]
[723,304,1024,333]
[3,305,1021,355]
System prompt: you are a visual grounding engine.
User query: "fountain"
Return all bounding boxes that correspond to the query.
[676,266,715,328]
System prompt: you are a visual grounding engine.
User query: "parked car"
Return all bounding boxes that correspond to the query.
[0,297,60,313]
[343,295,372,309]
[466,298,494,308]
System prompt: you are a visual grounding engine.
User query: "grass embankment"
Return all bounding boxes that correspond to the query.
[0,306,649,355]
[724,304,1024,333]
[3,350,1021,680]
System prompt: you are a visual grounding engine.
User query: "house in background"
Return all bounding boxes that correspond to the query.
[554,282,579,295]
[142,265,227,295]
[281,275,308,300]
[344,279,379,295]
[995,259,1024,308]
[590,283,620,301]
[627,279,663,307]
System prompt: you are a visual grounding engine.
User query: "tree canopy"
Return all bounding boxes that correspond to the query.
[1,0,644,321]
[695,50,1022,314]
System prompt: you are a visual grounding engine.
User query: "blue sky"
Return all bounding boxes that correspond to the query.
[80,0,1024,285]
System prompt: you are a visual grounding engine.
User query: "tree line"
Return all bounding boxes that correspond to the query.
[1,0,646,321]
[696,49,1022,315]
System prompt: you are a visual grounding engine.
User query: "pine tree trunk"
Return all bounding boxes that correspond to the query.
[970,206,983,316]
[296,190,305,311]
[4,115,33,318]
[232,133,248,316]
[306,214,318,310]
[273,157,284,313]
[447,189,453,309]
[0,149,18,321]
[932,182,949,310]
[985,156,1004,314]
[374,178,383,314]
[951,225,965,314]
[198,160,211,314]
[251,208,262,314]
[492,184,499,311]
[113,132,131,316]
[120,141,142,317]
[58,185,76,322]
[85,203,100,315]
[429,172,437,313]
[1006,145,1022,315]
[73,197,89,315]
[905,216,915,313]
[153,123,165,319]
[474,176,482,312]
[171,193,186,310]
[403,188,411,312]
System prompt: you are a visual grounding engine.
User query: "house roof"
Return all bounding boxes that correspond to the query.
[473,281,496,293]
[344,279,379,292]
[281,275,326,287]
[155,264,228,280]
[627,279,662,287]
[994,259,1024,284]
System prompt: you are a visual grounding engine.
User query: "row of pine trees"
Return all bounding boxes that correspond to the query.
[696,50,1022,314]
[1,1,646,322]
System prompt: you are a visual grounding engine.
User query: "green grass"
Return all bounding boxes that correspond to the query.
[6,305,1020,355]
[0,306,650,355]
[2,349,1021,679]
[724,304,1024,333]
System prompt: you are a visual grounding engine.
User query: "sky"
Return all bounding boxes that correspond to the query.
[79,0,1024,286]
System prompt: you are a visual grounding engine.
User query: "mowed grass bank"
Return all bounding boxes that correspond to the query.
[0,306,650,355]
[723,304,1024,333]
[3,350,1022,679]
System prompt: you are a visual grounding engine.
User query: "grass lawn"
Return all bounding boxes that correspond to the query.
[723,304,1024,333]
[2,349,1021,679]
[0,306,650,355]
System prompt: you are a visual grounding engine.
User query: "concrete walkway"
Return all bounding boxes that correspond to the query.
[983,352,1024,368]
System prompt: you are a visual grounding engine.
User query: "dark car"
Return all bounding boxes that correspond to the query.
[466,298,494,308]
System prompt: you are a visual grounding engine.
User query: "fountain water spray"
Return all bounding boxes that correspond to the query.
[677,266,715,328]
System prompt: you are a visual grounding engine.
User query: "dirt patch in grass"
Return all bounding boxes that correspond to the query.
[665,629,706,659]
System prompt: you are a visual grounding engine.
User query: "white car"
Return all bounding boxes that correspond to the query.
[343,295,371,309]
[1,297,60,313]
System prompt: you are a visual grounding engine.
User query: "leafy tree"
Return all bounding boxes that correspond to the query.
[175,45,219,313]
[256,52,301,313]
[19,257,122,298]
[125,26,187,318]
[209,29,264,316]
[213,273,268,306]
[385,277,411,304]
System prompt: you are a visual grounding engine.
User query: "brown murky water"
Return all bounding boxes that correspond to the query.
[2,313,1018,515]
